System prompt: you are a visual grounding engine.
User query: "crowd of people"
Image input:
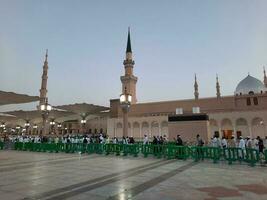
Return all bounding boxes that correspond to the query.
[1,133,267,153]
[173,134,267,156]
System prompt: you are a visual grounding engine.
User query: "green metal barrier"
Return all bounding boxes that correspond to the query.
[190,146,204,162]
[141,144,156,158]
[244,148,260,167]
[166,145,189,160]
[122,144,139,157]
[10,142,267,167]
[222,147,243,165]
[0,141,3,150]
[190,146,221,163]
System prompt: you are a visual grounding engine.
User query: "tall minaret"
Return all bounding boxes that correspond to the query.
[216,74,221,98]
[120,28,138,104]
[263,66,267,87]
[39,50,49,106]
[194,74,199,100]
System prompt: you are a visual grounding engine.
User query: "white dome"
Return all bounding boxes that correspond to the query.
[235,75,266,95]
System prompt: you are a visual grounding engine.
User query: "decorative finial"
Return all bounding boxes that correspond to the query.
[126,28,132,53]
[263,66,267,87]
[216,74,221,98]
[45,49,48,62]
[194,74,199,100]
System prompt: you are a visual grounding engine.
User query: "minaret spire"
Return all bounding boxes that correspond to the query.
[39,50,49,106]
[194,74,199,100]
[216,74,221,98]
[263,66,267,87]
[45,49,48,62]
[121,28,138,104]
[126,27,132,53]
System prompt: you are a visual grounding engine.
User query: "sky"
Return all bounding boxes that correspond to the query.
[1,0,267,109]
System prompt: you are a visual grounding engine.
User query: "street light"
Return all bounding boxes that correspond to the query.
[81,119,87,134]
[0,123,6,134]
[50,119,56,134]
[57,123,62,135]
[16,125,21,135]
[40,98,52,135]
[24,121,30,135]
[120,87,132,137]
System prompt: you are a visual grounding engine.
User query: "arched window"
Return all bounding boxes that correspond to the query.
[248,91,254,95]
[246,98,251,106]
[253,97,258,105]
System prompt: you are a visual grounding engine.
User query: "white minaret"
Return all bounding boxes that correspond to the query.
[39,50,49,106]
[216,74,221,98]
[120,28,138,104]
[263,66,267,87]
[194,74,199,100]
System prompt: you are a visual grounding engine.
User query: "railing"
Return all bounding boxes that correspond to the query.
[10,142,267,167]
[0,141,4,150]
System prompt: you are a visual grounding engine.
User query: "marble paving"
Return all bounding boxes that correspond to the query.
[0,150,267,200]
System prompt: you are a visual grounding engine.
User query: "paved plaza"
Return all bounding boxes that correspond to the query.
[0,151,267,200]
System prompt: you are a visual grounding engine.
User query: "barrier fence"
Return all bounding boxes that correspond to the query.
[10,142,267,167]
[0,141,3,150]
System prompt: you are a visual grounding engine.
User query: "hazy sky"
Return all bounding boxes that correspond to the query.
[1,0,267,108]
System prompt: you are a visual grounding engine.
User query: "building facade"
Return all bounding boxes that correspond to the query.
[107,31,267,142]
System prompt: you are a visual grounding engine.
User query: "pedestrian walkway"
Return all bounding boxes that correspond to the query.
[0,151,267,200]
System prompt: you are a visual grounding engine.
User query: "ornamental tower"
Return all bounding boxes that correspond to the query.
[120,28,138,104]
[194,74,199,100]
[263,66,267,87]
[39,50,49,106]
[216,74,221,98]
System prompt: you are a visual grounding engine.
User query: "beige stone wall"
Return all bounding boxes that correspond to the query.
[107,115,168,140]
[168,120,210,144]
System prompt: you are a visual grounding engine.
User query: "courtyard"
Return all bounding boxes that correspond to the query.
[0,151,267,200]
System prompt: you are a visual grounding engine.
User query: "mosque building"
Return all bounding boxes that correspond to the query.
[107,30,267,142]
[1,30,267,142]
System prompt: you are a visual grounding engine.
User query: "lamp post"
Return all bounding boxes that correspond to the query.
[57,123,62,135]
[33,124,38,135]
[16,125,21,135]
[81,119,87,134]
[0,123,5,134]
[49,119,56,134]
[40,98,52,135]
[120,88,132,138]
[24,121,30,135]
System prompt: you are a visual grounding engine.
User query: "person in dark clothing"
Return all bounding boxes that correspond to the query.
[196,134,204,160]
[257,136,264,154]
[152,136,158,145]
[196,134,204,147]
[176,135,183,146]
[83,137,87,144]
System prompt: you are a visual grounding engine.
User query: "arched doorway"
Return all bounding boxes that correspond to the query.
[209,119,219,138]
[116,122,122,137]
[141,122,149,137]
[160,121,168,137]
[133,122,140,139]
[151,121,159,136]
[236,118,249,138]
[221,118,233,139]
[251,117,265,138]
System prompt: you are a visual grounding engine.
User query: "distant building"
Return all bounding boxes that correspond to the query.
[107,30,267,142]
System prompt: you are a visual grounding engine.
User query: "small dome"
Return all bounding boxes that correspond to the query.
[235,75,266,95]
